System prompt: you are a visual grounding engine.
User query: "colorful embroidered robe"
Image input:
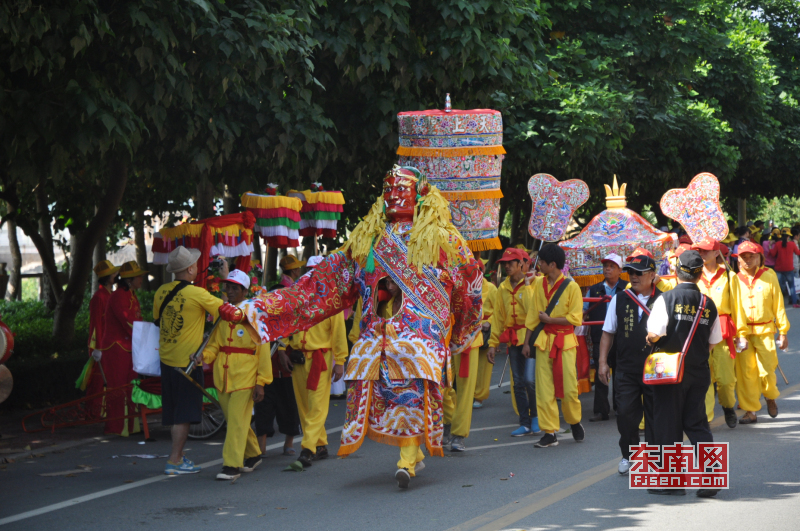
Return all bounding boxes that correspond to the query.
[242,221,482,456]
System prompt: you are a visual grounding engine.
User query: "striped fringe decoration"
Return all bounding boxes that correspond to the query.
[466,237,502,253]
[440,189,504,201]
[572,272,631,288]
[396,145,506,158]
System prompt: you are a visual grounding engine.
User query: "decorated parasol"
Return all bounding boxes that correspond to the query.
[151,211,256,288]
[241,188,303,248]
[559,176,677,287]
[396,107,505,252]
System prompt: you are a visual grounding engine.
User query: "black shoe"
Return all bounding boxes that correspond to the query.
[534,433,558,448]
[313,446,329,460]
[647,489,686,496]
[588,413,609,422]
[242,456,262,472]
[723,407,737,428]
[216,466,241,480]
[298,448,314,468]
[571,423,585,442]
[696,489,720,498]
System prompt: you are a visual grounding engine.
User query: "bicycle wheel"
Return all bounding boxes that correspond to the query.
[187,401,226,439]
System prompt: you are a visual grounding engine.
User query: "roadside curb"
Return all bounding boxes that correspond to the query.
[1,435,116,463]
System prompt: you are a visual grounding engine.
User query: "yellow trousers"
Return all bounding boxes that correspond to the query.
[736,334,779,412]
[398,445,425,476]
[443,347,479,437]
[705,343,737,421]
[535,347,581,433]
[474,347,493,403]
[219,389,261,468]
[291,350,334,452]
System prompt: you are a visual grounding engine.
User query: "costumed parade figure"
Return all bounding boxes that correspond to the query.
[224,165,483,489]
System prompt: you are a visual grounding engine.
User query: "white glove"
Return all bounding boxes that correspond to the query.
[91,349,102,362]
[735,338,748,353]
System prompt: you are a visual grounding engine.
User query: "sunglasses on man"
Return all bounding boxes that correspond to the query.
[627,270,652,276]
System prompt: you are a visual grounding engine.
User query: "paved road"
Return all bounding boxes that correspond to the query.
[2,310,800,530]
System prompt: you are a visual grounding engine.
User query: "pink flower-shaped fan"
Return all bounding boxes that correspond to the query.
[528,173,590,242]
[660,172,729,242]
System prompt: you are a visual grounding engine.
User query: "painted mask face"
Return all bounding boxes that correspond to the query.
[383,176,417,221]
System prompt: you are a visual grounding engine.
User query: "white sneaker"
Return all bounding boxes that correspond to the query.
[450,436,466,452]
[618,458,630,475]
[473,401,483,409]
[395,468,411,489]
[414,461,425,474]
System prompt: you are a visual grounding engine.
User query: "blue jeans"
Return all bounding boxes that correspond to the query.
[776,270,798,305]
[508,345,537,426]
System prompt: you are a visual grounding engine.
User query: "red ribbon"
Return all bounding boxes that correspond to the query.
[458,349,470,378]
[498,324,525,346]
[544,324,574,399]
[306,349,330,391]
[718,314,737,359]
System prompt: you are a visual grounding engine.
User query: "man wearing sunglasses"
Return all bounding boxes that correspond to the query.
[597,254,662,476]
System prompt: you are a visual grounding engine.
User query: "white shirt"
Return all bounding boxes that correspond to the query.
[602,291,653,334]
[647,295,723,345]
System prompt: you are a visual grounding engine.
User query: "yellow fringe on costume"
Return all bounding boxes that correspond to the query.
[440,189,504,201]
[240,192,303,212]
[159,223,203,240]
[467,237,502,252]
[573,272,631,288]
[340,186,469,271]
[396,146,506,157]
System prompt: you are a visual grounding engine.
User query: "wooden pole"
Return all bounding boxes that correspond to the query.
[261,240,269,288]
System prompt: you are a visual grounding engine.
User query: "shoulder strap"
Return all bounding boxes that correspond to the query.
[154,281,190,326]
[680,295,708,355]
[623,289,652,316]
[527,278,573,350]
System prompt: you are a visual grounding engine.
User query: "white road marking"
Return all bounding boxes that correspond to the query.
[0,427,343,526]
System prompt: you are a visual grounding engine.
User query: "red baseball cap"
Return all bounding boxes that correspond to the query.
[626,247,654,262]
[736,241,763,255]
[679,234,693,245]
[496,248,530,263]
[718,243,730,256]
[691,237,718,252]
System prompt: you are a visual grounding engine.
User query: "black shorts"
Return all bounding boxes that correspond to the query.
[160,362,204,426]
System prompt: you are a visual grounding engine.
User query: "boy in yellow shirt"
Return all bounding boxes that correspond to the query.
[692,238,739,428]
[284,256,348,468]
[201,270,273,481]
[523,244,584,447]
[487,248,538,436]
[733,241,790,424]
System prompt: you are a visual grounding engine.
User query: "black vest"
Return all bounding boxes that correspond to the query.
[614,287,662,375]
[587,281,624,367]
[655,283,718,376]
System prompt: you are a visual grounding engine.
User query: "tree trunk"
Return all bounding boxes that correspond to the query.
[222,183,238,215]
[195,178,215,220]
[35,177,59,310]
[92,232,107,295]
[508,202,522,247]
[133,209,149,290]
[266,245,278,287]
[5,204,22,301]
[52,158,129,343]
[253,234,263,267]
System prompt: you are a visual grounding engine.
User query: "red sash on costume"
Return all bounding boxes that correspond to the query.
[458,349,471,378]
[306,349,330,391]
[498,279,528,345]
[718,315,737,359]
[544,324,574,399]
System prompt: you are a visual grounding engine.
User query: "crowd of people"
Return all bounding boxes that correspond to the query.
[80,213,793,495]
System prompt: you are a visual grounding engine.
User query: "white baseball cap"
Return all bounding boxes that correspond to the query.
[600,253,623,269]
[225,269,250,290]
[307,256,324,268]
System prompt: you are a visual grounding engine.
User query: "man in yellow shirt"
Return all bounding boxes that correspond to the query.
[487,248,538,436]
[154,246,233,475]
[282,255,348,468]
[692,238,739,428]
[733,241,790,424]
[201,270,273,481]
[473,261,498,409]
[523,244,584,447]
